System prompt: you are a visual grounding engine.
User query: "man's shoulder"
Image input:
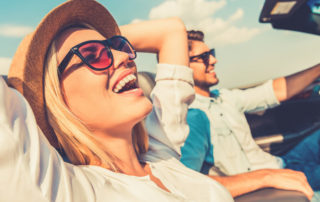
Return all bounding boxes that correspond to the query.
[187,108,210,125]
[187,108,207,119]
[217,88,246,102]
[186,109,211,142]
[218,88,235,96]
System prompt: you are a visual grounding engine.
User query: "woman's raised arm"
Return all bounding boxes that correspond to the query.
[120,17,189,66]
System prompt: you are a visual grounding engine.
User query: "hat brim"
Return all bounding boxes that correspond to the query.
[8,0,120,148]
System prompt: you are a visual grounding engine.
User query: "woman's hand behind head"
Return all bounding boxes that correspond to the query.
[120,17,189,67]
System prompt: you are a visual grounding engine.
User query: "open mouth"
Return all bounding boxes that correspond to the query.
[206,68,215,73]
[113,74,139,93]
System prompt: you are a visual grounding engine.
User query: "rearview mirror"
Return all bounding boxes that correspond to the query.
[259,0,320,35]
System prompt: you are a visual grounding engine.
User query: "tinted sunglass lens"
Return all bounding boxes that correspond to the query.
[203,54,210,64]
[79,42,112,69]
[210,49,215,57]
[111,37,136,59]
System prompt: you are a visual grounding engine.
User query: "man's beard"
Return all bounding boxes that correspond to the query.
[195,79,219,89]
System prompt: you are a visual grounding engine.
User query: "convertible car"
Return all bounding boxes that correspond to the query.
[138,0,319,201]
[250,0,320,159]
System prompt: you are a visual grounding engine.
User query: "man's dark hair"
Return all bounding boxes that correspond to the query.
[187,30,204,42]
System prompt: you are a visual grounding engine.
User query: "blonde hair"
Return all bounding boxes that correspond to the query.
[44,35,148,171]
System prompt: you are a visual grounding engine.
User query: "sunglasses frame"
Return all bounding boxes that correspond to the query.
[58,35,136,75]
[189,48,215,65]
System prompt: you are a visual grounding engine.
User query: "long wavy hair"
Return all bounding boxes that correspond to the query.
[43,27,149,171]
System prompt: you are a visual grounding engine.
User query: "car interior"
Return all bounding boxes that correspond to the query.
[256,0,320,158]
[137,71,313,202]
[137,3,320,200]
[1,0,318,201]
[260,0,320,36]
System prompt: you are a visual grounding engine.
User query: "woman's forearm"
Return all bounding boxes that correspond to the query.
[209,169,313,200]
[120,17,189,66]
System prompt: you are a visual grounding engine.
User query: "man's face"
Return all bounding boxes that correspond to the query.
[189,40,219,88]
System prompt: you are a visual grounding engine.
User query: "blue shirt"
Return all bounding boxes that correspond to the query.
[180,108,214,174]
[181,80,284,175]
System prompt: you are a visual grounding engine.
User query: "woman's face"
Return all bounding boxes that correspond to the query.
[55,28,152,136]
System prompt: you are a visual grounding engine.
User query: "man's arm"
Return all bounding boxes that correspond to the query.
[180,108,313,199]
[273,63,320,102]
[210,169,313,200]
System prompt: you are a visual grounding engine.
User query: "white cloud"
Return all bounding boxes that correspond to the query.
[131,19,144,24]
[132,0,263,47]
[149,0,226,24]
[208,26,261,46]
[228,8,244,22]
[0,25,33,38]
[0,57,11,75]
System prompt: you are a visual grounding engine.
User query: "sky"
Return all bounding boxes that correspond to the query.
[0,0,319,88]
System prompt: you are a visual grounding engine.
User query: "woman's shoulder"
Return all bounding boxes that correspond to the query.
[141,151,234,201]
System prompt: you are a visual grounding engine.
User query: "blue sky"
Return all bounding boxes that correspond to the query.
[0,0,319,88]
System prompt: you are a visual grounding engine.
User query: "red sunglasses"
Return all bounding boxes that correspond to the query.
[58,35,136,75]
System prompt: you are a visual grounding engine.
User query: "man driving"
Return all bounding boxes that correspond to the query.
[180,30,320,200]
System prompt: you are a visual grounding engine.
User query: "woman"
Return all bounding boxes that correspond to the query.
[2,0,233,201]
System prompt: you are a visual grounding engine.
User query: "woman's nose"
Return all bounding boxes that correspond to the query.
[110,49,130,70]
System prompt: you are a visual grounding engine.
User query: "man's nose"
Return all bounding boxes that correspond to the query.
[209,55,217,65]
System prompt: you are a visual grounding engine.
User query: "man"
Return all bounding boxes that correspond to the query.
[180,30,320,199]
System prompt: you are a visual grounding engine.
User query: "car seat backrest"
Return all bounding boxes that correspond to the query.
[137,71,156,101]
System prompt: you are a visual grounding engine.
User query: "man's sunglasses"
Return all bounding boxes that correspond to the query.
[189,49,215,65]
[58,35,136,75]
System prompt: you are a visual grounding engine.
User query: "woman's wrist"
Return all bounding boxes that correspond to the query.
[120,17,189,66]
[158,17,188,66]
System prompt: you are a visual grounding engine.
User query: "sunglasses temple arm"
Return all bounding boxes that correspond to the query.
[58,50,74,75]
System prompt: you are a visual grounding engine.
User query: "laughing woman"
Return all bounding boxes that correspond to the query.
[1,0,232,201]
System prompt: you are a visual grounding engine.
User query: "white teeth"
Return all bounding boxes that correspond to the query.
[113,74,137,93]
[120,80,126,86]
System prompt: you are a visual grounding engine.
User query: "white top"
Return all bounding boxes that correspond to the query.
[188,80,283,175]
[0,64,233,202]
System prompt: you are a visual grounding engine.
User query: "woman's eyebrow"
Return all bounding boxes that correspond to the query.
[81,46,98,53]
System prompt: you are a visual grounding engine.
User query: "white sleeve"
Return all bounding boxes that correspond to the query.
[221,80,280,113]
[0,77,95,201]
[145,64,195,158]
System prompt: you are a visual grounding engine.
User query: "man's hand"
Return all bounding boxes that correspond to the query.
[263,169,313,200]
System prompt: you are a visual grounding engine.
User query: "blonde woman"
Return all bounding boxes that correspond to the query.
[1,0,233,201]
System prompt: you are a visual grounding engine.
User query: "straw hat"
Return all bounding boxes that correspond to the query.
[8,0,120,148]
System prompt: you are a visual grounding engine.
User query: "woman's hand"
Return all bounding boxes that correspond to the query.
[120,17,189,67]
[263,169,314,200]
[211,168,314,200]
